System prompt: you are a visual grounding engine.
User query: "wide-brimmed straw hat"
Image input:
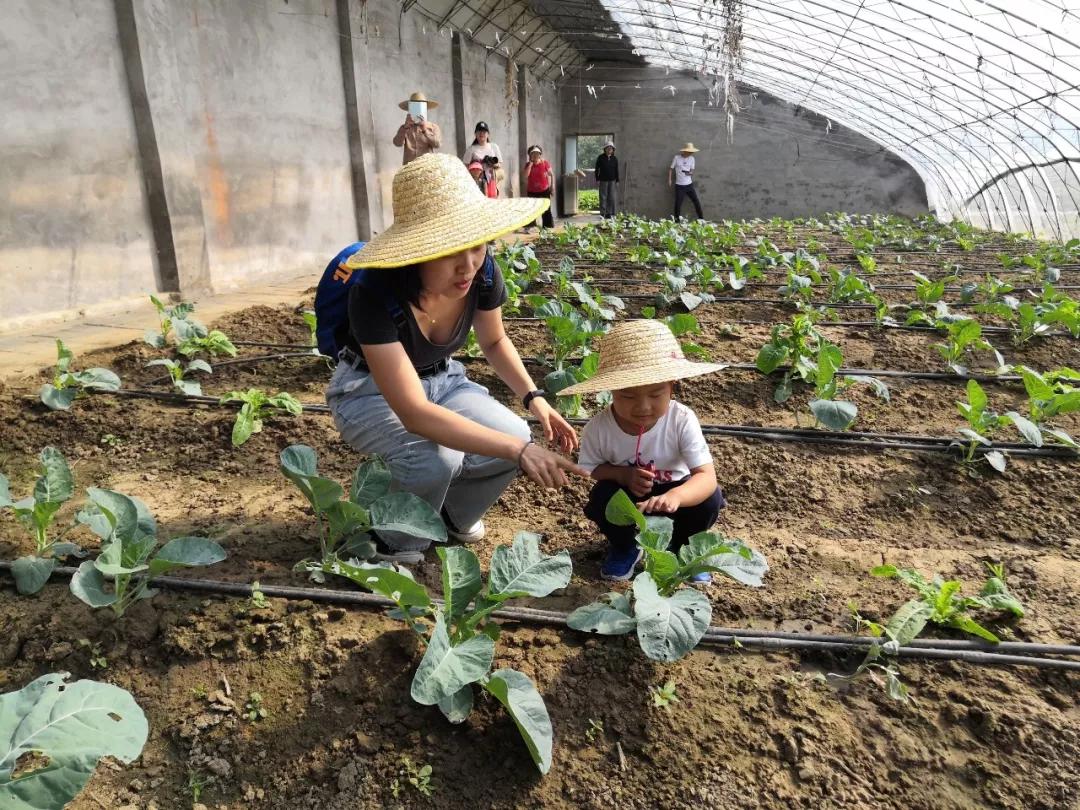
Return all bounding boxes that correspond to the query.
[347,153,548,268]
[678,142,700,153]
[399,91,439,111]
[559,320,727,395]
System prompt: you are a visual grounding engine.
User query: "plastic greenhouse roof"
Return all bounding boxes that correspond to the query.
[553,0,1080,239]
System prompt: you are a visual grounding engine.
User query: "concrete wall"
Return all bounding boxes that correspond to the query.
[0,0,158,320]
[561,64,928,221]
[0,0,562,322]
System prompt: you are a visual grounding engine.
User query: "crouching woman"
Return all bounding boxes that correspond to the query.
[326,154,587,562]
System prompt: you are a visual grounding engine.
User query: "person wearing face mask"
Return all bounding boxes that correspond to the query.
[326,154,587,563]
[393,92,442,165]
[461,121,503,197]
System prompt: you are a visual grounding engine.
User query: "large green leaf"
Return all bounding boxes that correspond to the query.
[567,592,637,635]
[0,673,148,810]
[39,385,77,411]
[330,559,431,610]
[279,445,343,513]
[884,600,932,646]
[84,489,139,542]
[350,458,392,507]
[482,669,554,775]
[411,615,494,705]
[325,501,370,546]
[604,489,646,531]
[682,534,769,587]
[1005,411,1043,447]
[33,448,73,506]
[148,537,226,577]
[11,556,56,596]
[437,547,482,618]
[437,684,474,724]
[809,399,858,431]
[230,404,258,447]
[69,561,117,608]
[72,368,120,391]
[632,573,711,662]
[489,532,572,598]
[755,342,788,375]
[369,493,447,544]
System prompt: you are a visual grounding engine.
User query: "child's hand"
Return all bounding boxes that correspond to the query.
[637,490,681,514]
[623,466,654,498]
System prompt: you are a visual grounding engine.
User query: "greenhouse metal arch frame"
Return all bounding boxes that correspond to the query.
[550,0,1080,239]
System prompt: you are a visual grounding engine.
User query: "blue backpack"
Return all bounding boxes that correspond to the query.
[314,243,496,359]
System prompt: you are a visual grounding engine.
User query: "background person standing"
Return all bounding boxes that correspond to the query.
[462,121,504,198]
[392,91,441,165]
[523,145,555,231]
[668,142,704,220]
[594,142,619,219]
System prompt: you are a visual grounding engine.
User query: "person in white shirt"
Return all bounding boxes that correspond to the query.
[668,142,704,220]
[559,320,727,582]
[462,121,504,197]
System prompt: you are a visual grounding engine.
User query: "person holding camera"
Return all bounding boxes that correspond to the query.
[393,91,441,165]
[461,121,503,198]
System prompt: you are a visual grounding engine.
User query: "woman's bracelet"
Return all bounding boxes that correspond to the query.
[516,439,534,468]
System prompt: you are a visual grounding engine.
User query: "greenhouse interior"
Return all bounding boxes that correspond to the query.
[0,1,1078,808]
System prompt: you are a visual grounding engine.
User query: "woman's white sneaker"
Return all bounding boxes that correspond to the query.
[447,520,485,544]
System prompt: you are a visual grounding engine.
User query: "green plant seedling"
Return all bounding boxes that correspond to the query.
[40,340,121,411]
[953,379,1011,473]
[869,562,1024,644]
[70,488,226,617]
[651,680,679,708]
[243,692,268,722]
[300,309,319,350]
[144,294,198,348]
[77,638,108,670]
[311,531,570,774]
[392,757,434,798]
[177,328,238,359]
[585,718,604,743]
[932,319,996,375]
[755,312,825,402]
[0,672,148,809]
[569,491,767,662]
[279,445,446,574]
[0,446,84,594]
[910,270,956,306]
[186,770,215,805]
[249,580,270,610]
[807,342,889,431]
[1011,365,1080,447]
[219,388,303,447]
[146,358,212,396]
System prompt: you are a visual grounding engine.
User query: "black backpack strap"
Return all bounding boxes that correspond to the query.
[380,287,409,333]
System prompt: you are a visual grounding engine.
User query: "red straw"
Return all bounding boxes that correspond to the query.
[634,423,645,465]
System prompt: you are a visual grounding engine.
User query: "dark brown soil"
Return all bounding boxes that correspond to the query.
[1,228,1078,810]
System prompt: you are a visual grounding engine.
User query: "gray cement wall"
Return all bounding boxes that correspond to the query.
[0,0,562,323]
[0,0,159,320]
[562,65,928,221]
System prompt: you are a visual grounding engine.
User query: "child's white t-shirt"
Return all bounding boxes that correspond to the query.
[578,401,712,483]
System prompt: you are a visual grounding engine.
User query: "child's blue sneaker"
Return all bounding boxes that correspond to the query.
[601,547,643,581]
[690,571,713,585]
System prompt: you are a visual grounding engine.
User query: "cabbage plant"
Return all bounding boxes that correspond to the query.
[0,447,84,594]
[70,488,225,617]
[219,388,302,446]
[568,491,767,662]
[279,445,446,573]
[0,672,148,809]
[39,340,120,411]
[145,357,211,396]
[308,531,571,774]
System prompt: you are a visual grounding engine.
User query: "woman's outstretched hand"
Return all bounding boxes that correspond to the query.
[518,441,589,489]
[528,397,579,453]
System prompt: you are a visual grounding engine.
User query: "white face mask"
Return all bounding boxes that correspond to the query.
[408,101,428,120]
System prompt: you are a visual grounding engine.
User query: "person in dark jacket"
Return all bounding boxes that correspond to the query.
[594,142,619,219]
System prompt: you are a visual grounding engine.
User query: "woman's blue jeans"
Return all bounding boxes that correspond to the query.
[326,359,530,551]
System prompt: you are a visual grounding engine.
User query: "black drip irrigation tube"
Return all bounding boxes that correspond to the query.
[85,390,1078,459]
[547,277,1080,293]
[4,562,1077,672]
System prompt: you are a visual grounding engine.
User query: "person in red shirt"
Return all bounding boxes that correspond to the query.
[522,145,555,231]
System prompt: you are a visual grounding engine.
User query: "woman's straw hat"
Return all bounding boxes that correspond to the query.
[347,154,548,268]
[678,142,700,153]
[399,91,439,111]
[559,320,726,395]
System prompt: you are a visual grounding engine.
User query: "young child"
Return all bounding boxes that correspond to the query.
[561,320,727,582]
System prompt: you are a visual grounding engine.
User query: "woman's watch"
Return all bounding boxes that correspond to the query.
[522,390,546,409]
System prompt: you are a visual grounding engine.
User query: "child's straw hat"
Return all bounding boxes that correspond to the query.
[559,320,726,395]
[348,153,548,268]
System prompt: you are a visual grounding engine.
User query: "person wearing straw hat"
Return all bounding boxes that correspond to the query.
[594,141,619,219]
[668,142,704,221]
[393,91,442,165]
[561,320,727,582]
[326,153,587,562]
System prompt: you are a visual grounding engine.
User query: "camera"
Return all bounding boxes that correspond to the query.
[481,155,500,167]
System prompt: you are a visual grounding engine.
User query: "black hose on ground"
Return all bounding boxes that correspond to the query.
[3,563,1077,671]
